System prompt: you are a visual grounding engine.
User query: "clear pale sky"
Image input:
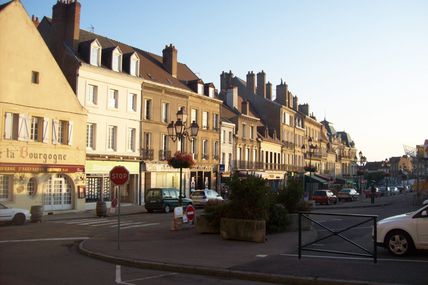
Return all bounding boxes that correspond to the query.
[7,0,428,162]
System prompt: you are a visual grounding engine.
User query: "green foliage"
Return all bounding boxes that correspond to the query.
[276,176,304,213]
[224,174,271,220]
[203,199,226,229]
[266,203,289,234]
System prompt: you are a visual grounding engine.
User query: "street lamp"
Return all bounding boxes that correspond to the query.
[167,108,199,205]
[354,151,367,193]
[382,158,391,196]
[302,137,318,199]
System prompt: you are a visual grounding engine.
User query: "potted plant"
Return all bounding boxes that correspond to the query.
[167,151,195,169]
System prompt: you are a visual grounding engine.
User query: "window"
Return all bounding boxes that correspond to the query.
[4,112,19,140]
[53,120,72,145]
[128,93,137,112]
[197,83,204,95]
[108,89,119,109]
[213,113,219,130]
[30,116,43,142]
[144,99,152,120]
[222,130,226,143]
[228,131,232,144]
[143,132,151,149]
[202,139,208,159]
[130,54,139,76]
[191,139,197,156]
[86,123,96,149]
[31,71,39,84]
[191,108,198,124]
[242,124,246,138]
[107,125,117,151]
[0,175,11,201]
[250,126,254,139]
[221,152,226,164]
[162,134,169,151]
[208,87,214,98]
[112,48,122,72]
[86,84,98,105]
[128,128,136,152]
[90,42,101,66]
[202,111,209,130]
[162,102,169,123]
[214,141,219,159]
[27,178,37,197]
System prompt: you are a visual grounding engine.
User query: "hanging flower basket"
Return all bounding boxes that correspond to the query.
[357,169,365,176]
[167,152,195,169]
[304,165,317,172]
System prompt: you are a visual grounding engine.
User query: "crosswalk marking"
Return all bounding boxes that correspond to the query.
[51,218,159,229]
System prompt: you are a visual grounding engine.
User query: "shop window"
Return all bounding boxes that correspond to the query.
[0,175,12,201]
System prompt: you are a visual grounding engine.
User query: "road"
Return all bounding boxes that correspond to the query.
[0,209,271,285]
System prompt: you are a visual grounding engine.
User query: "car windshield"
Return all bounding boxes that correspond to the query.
[191,191,205,197]
[341,189,350,193]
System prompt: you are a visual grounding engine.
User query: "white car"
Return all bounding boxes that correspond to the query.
[0,202,31,225]
[376,204,428,256]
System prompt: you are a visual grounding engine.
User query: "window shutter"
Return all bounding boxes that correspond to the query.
[42,117,49,143]
[4,113,13,139]
[52,119,58,144]
[18,114,29,141]
[68,121,73,145]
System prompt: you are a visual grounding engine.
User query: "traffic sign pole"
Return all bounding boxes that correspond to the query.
[117,186,121,250]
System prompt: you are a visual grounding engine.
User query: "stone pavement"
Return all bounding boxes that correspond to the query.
[48,194,427,285]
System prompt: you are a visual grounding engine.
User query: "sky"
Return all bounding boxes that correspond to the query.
[6,0,428,162]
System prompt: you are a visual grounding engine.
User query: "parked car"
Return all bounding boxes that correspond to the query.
[312,190,338,205]
[190,189,223,208]
[378,186,389,196]
[375,203,428,256]
[337,188,359,202]
[144,188,192,213]
[0,202,31,225]
[389,186,399,195]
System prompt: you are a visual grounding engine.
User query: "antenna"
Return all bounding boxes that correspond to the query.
[89,25,95,33]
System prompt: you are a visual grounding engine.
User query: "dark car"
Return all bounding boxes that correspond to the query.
[144,188,192,213]
[312,190,338,205]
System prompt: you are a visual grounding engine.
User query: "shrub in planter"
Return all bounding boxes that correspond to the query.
[267,203,289,234]
[198,199,226,233]
[276,177,304,214]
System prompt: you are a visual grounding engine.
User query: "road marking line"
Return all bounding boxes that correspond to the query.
[120,223,160,230]
[256,254,268,258]
[0,237,89,243]
[125,273,177,282]
[115,265,134,285]
[110,221,143,227]
[280,253,428,263]
[60,218,102,224]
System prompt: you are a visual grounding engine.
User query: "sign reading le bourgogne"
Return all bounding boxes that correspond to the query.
[109,166,129,186]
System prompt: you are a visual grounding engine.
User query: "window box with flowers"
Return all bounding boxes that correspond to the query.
[167,152,195,169]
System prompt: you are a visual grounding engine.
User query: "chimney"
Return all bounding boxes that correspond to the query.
[293,95,298,110]
[241,100,250,115]
[226,86,238,110]
[220,70,233,92]
[162,44,177,78]
[52,0,81,52]
[276,79,288,106]
[246,71,256,94]
[299,103,309,116]
[31,15,40,27]
[256,70,266,97]
[266,81,272,100]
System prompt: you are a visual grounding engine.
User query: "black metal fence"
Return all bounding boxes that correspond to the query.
[298,212,378,263]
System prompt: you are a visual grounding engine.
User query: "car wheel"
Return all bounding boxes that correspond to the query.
[385,230,414,256]
[164,205,171,213]
[12,213,26,225]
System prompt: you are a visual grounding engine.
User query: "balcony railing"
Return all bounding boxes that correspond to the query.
[202,154,209,160]
[141,148,154,160]
[213,154,219,160]
[283,141,295,149]
[231,160,303,173]
[159,150,171,161]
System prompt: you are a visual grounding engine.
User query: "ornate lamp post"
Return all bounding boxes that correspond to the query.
[302,137,318,199]
[354,151,367,193]
[382,158,391,196]
[167,108,199,205]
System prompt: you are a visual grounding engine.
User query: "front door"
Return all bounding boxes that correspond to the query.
[44,175,72,211]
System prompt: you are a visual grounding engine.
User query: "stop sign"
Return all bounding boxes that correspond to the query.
[185,204,195,223]
[109,166,129,185]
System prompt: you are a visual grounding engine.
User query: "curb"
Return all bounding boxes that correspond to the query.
[314,201,392,210]
[77,239,400,285]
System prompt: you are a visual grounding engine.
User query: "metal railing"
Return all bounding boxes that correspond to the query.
[298,212,378,263]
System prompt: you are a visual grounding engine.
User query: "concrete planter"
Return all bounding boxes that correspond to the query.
[196,214,220,234]
[287,213,312,231]
[220,218,266,243]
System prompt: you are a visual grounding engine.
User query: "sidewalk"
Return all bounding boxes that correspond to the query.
[54,194,425,285]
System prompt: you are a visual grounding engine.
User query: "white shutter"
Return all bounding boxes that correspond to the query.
[42,117,49,143]
[4,113,13,139]
[52,119,58,144]
[68,121,73,146]
[18,114,29,141]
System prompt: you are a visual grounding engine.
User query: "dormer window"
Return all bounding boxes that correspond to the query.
[112,47,122,72]
[208,87,214,98]
[130,53,140,76]
[90,40,101,66]
[197,83,204,95]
